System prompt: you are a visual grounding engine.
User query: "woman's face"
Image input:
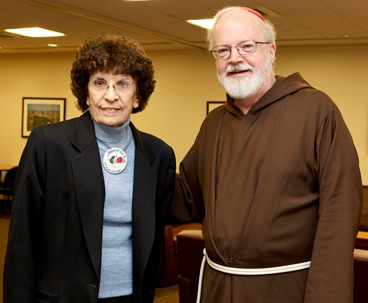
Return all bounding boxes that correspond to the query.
[87,71,139,127]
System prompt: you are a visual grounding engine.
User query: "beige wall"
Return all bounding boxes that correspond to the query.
[0,45,367,184]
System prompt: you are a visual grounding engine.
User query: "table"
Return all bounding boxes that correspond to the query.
[356,231,368,250]
[358,231,368,239]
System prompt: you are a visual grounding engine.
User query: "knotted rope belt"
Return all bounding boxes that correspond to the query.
[196,249,311,303]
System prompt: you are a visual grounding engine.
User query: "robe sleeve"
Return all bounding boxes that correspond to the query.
[170,136,205,224]
[304,108,362,302]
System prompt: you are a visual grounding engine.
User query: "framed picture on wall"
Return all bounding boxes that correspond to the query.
[22,97,66,138]
[206,101,225,115]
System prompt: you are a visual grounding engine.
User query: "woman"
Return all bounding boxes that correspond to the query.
[4,34,176,303]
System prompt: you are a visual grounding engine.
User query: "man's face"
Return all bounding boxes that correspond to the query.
[213,11,276,100]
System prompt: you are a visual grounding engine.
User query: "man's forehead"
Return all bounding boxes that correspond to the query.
[215,9,265,33]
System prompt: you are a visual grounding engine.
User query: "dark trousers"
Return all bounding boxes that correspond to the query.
[97,295,133,303]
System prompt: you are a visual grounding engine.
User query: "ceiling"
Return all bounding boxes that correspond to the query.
[1,0,368,54]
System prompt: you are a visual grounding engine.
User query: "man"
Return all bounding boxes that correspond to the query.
[174,6,362,303]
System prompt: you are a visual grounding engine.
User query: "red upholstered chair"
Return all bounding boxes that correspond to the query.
[354,249,368,303]
[157,223,202,286]
[176,230,205,303]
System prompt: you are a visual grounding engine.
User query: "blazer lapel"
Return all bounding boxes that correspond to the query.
[70,112,105,279]
[130,124,157,286]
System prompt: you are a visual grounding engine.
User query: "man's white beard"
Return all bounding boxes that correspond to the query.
[218,55,273,100]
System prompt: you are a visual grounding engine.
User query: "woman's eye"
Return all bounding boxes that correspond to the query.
[94,80,107,87]
[117,81,133,89]
[117,81,129,88]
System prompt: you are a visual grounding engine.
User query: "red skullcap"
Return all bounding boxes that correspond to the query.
[241,6,265,21]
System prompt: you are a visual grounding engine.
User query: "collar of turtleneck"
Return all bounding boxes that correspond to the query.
[93,118,131,143]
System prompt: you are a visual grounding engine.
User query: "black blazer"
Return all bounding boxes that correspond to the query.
[3,112,176,303]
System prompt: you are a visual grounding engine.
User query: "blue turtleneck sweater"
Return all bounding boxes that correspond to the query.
[94,119,135,298]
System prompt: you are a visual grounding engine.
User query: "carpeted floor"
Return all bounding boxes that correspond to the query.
[154,284,179,303]
[0,211,179,303]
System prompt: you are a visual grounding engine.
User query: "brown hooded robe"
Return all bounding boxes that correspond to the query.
[176,73,362,303]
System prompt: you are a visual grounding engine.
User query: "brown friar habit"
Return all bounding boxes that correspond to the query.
[175,73,362,303]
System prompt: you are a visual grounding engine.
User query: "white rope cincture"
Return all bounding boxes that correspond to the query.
[196,249,311,303]
[196,252,207,303]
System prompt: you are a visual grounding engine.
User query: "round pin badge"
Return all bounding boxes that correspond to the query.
[103,148,128,174]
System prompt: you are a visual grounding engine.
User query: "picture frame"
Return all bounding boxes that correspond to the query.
[22,97,66,138]
[206,101,225,115]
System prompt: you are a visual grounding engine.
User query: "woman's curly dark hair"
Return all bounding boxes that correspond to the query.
[70,34,155,113]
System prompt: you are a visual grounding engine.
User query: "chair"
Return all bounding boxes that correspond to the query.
[0,166,17,216]
[156,223,202,286]
[354,249,368,303]
[177,229,205,303]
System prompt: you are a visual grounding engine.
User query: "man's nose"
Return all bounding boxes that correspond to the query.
[228,46,244,63]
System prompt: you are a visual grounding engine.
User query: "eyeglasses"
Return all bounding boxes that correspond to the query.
[89,78,135,94]
[210,40,272,60]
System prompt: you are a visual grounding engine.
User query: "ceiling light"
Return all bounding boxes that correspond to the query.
[48,44,58,47]
[5,27,64,38]
[187,19,214,30]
